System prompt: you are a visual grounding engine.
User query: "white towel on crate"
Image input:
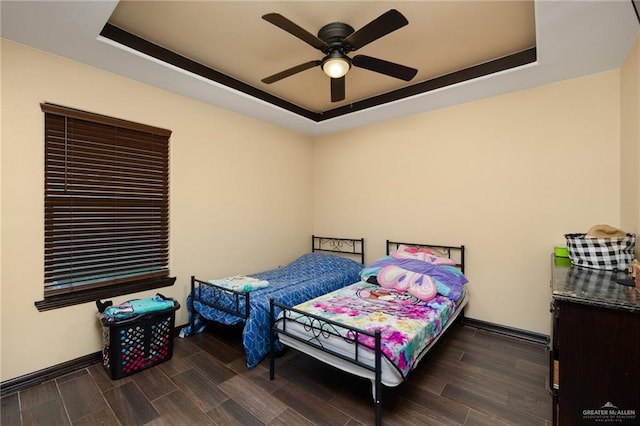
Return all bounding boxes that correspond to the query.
[208,275,269,292]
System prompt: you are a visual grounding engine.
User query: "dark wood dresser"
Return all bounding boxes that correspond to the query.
[550,261,640,425]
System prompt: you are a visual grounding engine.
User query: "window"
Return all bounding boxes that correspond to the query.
[36,103,175,311]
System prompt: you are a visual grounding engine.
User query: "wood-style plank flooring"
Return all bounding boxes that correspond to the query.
[1,323,552,425]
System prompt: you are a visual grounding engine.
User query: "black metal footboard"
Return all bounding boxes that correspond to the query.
[269,299,384,426]
[189,276,250,332]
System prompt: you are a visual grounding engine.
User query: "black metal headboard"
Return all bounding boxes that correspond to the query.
[312,235,365,264]
[386,240,465,273]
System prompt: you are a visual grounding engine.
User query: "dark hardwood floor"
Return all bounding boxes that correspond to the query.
[1,323,552,425]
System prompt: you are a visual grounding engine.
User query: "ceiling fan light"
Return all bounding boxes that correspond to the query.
[322,56,351,78]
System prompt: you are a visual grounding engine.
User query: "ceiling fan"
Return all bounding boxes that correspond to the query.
[261,9,418,103]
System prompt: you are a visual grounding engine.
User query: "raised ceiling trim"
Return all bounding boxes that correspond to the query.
[100,23,536,122]
[320,48,537,120]
[100,23,317,121]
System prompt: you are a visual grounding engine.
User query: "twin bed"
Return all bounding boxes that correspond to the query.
[186,235,365,369]
[269,240,468,426]
[186,237,469,425]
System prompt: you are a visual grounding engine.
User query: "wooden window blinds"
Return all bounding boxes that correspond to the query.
[42,103,172,299]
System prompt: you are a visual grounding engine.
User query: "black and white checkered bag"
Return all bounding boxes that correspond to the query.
[565,233,636,271]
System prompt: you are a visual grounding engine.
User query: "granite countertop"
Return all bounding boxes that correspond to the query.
[552,260,640,313]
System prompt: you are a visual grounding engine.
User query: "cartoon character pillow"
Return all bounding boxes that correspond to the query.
[376,245,459,301]
[377,265,437,300]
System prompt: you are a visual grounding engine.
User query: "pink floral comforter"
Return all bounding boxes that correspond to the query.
[290,281,463,378]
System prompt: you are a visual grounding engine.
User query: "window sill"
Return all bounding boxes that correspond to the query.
[35,276,177,311]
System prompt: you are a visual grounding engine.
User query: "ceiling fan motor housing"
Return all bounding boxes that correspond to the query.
[318,22,355,52]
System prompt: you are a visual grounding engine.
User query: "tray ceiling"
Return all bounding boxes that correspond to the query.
[106,1,536,114]
[2,1,639,135]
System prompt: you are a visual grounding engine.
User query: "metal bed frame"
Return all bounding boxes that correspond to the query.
[189,235,365,332]
[269,240,466,426]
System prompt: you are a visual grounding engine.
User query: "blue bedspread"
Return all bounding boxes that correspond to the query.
[185,252,363,369]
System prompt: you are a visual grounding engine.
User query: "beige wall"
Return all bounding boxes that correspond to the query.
[2,32,638,382]
[313,70,622,334]
[621,33,640,238]
[0,40,313,381]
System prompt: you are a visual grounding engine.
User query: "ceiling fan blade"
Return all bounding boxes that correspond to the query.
[343,9,408,51]
[352,55,417,81]
[331,77,345,102]
[262,60,321,84]
[262,13,328,51]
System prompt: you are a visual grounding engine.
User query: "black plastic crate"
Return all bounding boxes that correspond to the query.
[99,300,180,379]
